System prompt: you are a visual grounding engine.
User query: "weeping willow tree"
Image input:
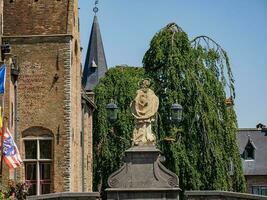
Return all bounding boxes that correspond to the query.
[93,23,245,196]
[143,23,245,192]
[93,66,144,194]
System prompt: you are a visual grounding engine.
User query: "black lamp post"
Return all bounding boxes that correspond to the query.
[1,42,11,54]
[106,101,118,123]
[170,102,183,123]
[1,42,11,60]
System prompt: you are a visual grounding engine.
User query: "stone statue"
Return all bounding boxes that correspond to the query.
[131,79,159,145]
[108,80,180,198]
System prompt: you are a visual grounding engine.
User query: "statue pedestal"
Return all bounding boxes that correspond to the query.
[106,146,181,200]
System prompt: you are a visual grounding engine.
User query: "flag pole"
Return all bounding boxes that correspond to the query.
[0,64,6,187]
[0,96,4,182]
[0,64,6,183]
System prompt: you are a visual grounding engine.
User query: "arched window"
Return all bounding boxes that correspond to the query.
[22,127,53,196]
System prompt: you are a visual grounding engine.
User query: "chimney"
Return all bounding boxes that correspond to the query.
[256,123,266,130]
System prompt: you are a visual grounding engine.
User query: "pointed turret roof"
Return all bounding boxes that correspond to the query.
[82,15,107,91]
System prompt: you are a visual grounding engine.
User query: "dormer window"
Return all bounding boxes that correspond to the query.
[243,137,256,160]
[91,59,97,68]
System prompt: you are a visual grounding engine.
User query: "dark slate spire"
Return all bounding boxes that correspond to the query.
[82,15,107,91]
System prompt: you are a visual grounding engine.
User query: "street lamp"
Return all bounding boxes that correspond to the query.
[170,102,183,123]
[1,42,11,54]
[106,101,118,123]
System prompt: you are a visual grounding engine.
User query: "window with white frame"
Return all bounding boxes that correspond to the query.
[23,131,53,196]
[252,186,267,196]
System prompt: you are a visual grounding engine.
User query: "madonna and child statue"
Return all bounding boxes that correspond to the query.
[131,79,159,146]
[107,78,179,197]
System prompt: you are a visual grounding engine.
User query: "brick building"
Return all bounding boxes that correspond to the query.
[0,0,106,196]
[237,123,267,196]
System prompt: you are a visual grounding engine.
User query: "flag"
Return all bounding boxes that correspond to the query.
[1,128,22,169]
[0,64,6,94]
[0,106,2,129]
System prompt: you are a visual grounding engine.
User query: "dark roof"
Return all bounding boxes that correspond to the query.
[82,15,107,91]
[81,89,96,110]
[237,128,267,175]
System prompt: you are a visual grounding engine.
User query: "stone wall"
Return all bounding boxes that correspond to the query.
[27,192,100,200]
[107,188,180,200]
[185,191,267,200]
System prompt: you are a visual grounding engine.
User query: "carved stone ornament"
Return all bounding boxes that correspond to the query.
[108,146,179,188]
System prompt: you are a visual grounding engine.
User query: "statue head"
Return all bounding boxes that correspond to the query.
[140,78,151,90]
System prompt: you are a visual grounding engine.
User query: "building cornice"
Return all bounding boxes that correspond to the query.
[2,34,74,44]
[2,34,73,39]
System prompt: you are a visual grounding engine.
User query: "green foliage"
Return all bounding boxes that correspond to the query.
[93,23,246,196]
[93,66,144,193]
[143,23,245,192]
[0,180,30,200]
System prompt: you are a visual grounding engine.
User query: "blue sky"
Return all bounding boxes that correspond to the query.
[79,0,267,128]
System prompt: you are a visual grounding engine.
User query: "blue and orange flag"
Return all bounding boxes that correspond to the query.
[0,64,6,94]
[0,106,22,169]
[2,127,23,169]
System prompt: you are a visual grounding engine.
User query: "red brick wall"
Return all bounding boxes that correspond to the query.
[0,0,3,35]
[68,0,83,192]
[3,0,69,36]
[2,0,94,193]
[245,175,267,194]
[2,36,71,192]
[83,105,93,191]
[1,56,15,185]
[0,0,3,61]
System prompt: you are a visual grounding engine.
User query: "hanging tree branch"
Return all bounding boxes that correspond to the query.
[191,35,235,98]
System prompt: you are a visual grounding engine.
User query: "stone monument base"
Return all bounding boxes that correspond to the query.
[106,188,180,200]
[106,145,180,200]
